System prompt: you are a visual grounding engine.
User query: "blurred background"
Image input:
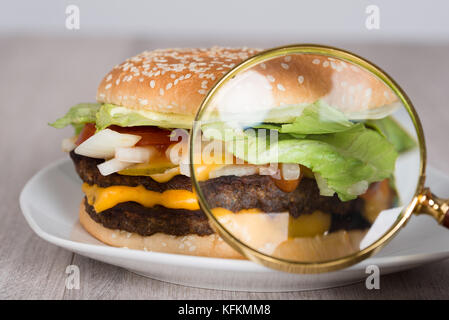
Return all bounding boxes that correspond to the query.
[1,0,449,299]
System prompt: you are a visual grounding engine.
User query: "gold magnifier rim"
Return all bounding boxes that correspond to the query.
[189,44,427,273]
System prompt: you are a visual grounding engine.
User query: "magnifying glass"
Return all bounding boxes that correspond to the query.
[189,44,449,273]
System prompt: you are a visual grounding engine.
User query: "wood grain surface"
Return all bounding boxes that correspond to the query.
[0,36,448,299]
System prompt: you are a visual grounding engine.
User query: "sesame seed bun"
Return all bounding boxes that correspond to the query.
[96,47,398,123]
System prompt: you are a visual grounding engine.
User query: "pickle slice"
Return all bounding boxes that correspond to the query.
[118,162,177,176]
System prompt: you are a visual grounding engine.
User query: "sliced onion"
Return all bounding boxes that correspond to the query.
[314,173,335,196]
[166,141,188,165]
[75,129,141,159]
[97,158,133,176]
[61,137,77,153]
[259,164,279,176]
[180,163,191,177]
[115,146,157,163]
[281,163,300,180]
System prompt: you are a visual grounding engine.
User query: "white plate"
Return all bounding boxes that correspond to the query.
[20,158,449,292]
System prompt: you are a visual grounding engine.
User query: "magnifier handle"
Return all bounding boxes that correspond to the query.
[416,188,449,228]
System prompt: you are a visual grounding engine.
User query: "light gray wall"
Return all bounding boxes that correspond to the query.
[1,0,449,43]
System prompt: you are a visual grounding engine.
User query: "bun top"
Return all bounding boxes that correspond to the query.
[96,47,262,116]
[97,47,397,118]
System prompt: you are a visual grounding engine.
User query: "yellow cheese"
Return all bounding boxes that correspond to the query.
[82,183,199,212]
[212,208,330,238]
[211,207,262,217]
[288,210,331,238]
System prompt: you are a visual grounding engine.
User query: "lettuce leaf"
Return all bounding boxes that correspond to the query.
[366,117,416,153]
[205,123,397,201]
[49,103,101,134]
[50,103,193,132]
[96,104,193,130]
[279,100,354,134]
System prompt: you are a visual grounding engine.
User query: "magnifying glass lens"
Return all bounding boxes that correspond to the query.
[190,50,421,265]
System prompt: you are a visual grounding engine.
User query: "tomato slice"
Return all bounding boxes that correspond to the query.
[75,123,176,147]
[108,125,174,146]
[75,123,96,146]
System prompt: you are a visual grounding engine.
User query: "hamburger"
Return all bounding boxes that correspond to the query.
[50,47,415,261]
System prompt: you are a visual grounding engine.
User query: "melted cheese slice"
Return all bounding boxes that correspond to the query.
[82,183,199,212]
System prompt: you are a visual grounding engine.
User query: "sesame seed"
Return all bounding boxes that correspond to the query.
[297,75,304,84]
[170,74,176,79]
[277,84,286,91]
[365,88,372,97]
[166,82,173,90]
[159,88,164,96]
[281,63,289,70]
[267,75,275,82]
[323,61,329,67]
[105,83,112,90]
[198,89,207,94]
[284,56,292,62]
[150,80,155,88]
[260,63,266,69]
[106,74,112,81]
[185,73,192,79]
[312,59,320,64]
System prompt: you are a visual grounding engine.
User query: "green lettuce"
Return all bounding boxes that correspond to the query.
[366,117,416,153]
[49,103,101,134]
[204,123,398,201]
[50,103,193,132]
[95,104,192,130]
[279,101,354,134]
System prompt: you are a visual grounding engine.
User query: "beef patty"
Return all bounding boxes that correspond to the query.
[84,198,214,236]
[71,151,367,218]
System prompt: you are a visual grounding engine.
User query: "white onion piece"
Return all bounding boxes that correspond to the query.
[314,173,335,196]
[209,165,258,179]
[281,163,300,180]
[259,164,278,176]
[180,163,191,177]
[75,129,141,159]
[115,146,157,163]
[61,137,77,153]
[97,158,133,176]
[166,141,188,165]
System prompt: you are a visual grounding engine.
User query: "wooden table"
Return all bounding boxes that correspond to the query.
[1,36,448,299]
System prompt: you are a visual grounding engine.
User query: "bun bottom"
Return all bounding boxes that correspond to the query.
[79,201,368,262]
[79,202,243,259]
